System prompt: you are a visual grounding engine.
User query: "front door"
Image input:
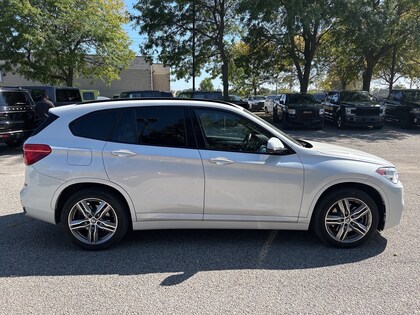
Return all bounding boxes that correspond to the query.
[193,108,304,222]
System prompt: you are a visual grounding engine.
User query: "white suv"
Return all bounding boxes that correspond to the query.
[20,99,404,250]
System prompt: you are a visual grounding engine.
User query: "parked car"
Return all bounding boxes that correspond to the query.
[274,93,324,129]
[228,94,249,109]
[383,89,420,128]
[0,87,39,147]
[178,91,248,109]
[264,95,281,114]
[21,99,403,250]
[80,90,100,102]
[119,90,173,98]
[20,86,82,106]
[248,95,266,112]
[322,91,385,129]
[312,92,327,102]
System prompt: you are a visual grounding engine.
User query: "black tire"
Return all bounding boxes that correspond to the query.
[398,113,411,129]
[273,106,280,122]
[336,114,345,129]
[373,124,384,130]
[61,188,129,250]
[313,188,379,248]
[5,139,23,147]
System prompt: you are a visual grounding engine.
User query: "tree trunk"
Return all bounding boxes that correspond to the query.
[66,68,74,87]
[388,45,397,94]
[362,58,374,92]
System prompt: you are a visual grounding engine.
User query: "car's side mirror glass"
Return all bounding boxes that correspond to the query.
[267,137,287,154]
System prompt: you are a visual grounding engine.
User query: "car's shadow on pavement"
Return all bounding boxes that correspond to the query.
[0,144,23,157]
[0,213,387,286]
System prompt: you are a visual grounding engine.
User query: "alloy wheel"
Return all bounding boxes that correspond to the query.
[67,198,118,245]
[324,197,373,244]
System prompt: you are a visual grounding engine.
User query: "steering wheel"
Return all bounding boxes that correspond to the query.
[242,133,260,152]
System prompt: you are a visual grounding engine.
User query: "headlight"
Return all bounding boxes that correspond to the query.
[380,105,386,115]
[376,167,399,184]
[345,108,355,115]
[319,108,324,115]
[410,108,420,114]
[287,109,296,115]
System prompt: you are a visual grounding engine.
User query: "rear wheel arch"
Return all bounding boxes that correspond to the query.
[55,183,133,226]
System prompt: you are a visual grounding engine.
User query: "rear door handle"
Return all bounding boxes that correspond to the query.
[209,157,234,165]
[111,150,136,157]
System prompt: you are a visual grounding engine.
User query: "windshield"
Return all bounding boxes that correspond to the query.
[340,91,372,102]
[288,94,316,104]
[403,90,420,101]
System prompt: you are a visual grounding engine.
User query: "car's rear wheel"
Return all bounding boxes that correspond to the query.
[273,106,280,122]
[61,189,129,250]
[5,139,23,147]
[336,114,345,129]
[313,189,379,248]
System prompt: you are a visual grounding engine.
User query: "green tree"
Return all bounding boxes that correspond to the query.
[199,77,214,91]
[241,0,337,93]
[333,0,419,91]
[131,0,240,100]
[0,0,135,86]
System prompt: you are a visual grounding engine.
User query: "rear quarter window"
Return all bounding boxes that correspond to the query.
[70,109,119,140]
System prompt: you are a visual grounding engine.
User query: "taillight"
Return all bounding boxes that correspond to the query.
[23,144,52,166]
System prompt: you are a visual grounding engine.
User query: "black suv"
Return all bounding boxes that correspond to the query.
[177,91,249,109]
[323,91,385,129]
[119,90,173,98]
[383,89,420,128]
[274,93,324,129]
[0,87,38,147]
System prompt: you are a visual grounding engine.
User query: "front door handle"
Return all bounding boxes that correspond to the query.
[209,157,234,165]
[111,150,136,157]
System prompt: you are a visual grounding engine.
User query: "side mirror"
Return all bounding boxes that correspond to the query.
[267,137,287,154]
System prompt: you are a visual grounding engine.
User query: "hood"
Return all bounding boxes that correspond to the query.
[340,101,381,108]
[405,100,420,107]
[307,141,392,166]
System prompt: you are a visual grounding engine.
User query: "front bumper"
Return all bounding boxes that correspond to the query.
[344,115,385,127]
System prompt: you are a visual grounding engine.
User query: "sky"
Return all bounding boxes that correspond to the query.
[123,0,220,92]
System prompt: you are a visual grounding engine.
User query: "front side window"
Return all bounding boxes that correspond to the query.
[195,109,271,153]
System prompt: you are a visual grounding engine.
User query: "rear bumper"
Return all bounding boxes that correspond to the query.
[0,129,35,141]
[20,167,65,225]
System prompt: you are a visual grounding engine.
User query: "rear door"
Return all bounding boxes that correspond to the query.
[103,106,205,221]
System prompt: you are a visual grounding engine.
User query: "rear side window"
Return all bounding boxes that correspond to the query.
[70,109,119,140]
[136,107,187,147]
[1,91,33,106]
[110,107,191,148]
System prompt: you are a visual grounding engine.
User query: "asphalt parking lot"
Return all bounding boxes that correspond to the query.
[0,121,419,314]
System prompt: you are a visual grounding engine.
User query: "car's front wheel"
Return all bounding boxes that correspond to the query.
[61,189,129,250]
[313,189,379,248]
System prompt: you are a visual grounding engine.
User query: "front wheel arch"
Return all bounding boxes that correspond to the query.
[310,183,385,232]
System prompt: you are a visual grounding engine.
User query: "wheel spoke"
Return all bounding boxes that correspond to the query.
[351,221,368,236]
[326,215,343,225]
[336,223,350,241]
[97,220,117,233]
[87,224,99,243]
[351,205,370,220]
[69,219,90,231]
[337,199,350,216]
[95,202,111,220]
[76,200,93,218]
